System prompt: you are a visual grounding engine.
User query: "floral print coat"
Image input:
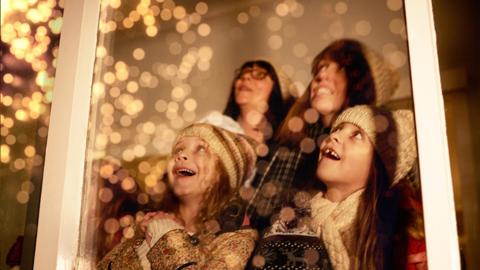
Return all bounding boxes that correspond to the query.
[97,228,258,270]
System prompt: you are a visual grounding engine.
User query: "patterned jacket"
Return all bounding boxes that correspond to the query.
[97,228,258,270]
[246,122,328,232]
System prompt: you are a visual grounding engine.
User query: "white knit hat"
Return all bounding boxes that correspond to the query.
[332,105,417,186]
[275,66,298,101]
[360,44,399,106]
[174,123,257,189]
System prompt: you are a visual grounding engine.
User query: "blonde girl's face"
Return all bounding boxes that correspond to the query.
[310,60,348,118]
[167,136,220,202]
[317,122,374,191]
[234,65,274,110]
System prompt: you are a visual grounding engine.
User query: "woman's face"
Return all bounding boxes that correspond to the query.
[310,60,348,119]
[317,122,374,191]
[167,136,219,202]
[234,65,274,110]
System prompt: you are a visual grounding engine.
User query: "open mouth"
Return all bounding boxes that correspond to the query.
[322,147,340,160]
[175,168,196,177]
[314,87,332,95]
[237,86,253,92]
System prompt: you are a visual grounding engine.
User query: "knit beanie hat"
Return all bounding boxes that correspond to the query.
[360,44,399,106]
[274,66,298,100]
[332,105,416,186]
[174,123,257,189]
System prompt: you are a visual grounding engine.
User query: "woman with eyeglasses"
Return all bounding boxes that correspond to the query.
[222,60,295,146]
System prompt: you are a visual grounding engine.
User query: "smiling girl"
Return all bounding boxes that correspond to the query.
[311,105,425,269]
[98,123,259,270]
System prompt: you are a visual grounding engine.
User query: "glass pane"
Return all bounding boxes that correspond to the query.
[433,0,480,269]
[78,0,429,269]
[0,0,64,269]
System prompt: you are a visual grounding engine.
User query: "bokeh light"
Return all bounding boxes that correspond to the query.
[5,0,412,263]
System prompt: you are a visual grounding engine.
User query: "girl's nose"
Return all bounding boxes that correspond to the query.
[319,67,328,80]
[313,69,327,83]
[175,152,188,161]
[240,72,253,81]
[329,131,342,144]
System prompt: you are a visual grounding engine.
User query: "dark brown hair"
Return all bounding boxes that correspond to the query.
[223,60,294,143]
[354,154,425,269]
[353,152,390,269]
[276,39,376,145]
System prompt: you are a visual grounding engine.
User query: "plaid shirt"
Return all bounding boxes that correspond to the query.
[246,122,329,232]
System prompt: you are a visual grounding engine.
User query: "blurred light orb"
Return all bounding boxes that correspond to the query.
[123,226,135,239]
[256,143,269,157]
[98,187,114,203]
[268,35,283,50]
[389,18,404,34]
[355,20,372,36]
[183,98,197,111]
[249,5,261,17]
[21,181,35,194]
[287,116,304,132]
[176,20,189,33]
[173,6,187,19]
[24,145,36,157]
[146,25,158,37]
[293,43,308,58]
[132,48,145,60]
[237,12,249,24]
[267,16,282,32]
[182,30,197,44]
[300,137,316,153]
[304,108,319,124]
[195,2,208,15]
[160,9,172,21]
[387,0,403,11]
[16,191,30,204]
[275,3,289,17]
[335,2,348,14]
[197,23,211,37]
[387,50,406,69]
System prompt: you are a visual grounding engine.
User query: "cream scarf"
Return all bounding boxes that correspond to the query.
[310,189,364,270]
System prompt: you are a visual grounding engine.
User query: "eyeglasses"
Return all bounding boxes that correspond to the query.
[235,67,269,80]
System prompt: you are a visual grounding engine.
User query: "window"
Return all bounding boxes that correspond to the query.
[33,0,461,269]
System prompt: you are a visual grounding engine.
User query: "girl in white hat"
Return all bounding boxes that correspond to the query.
[311,105,425,270]
[254,105,425,270]
[98,123,258,270]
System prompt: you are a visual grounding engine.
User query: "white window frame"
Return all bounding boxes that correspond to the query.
[34,0,461,269]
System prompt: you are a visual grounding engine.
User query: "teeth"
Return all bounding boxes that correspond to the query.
[316,87,331,95]
[324,148,340,160]
[177,168,195,176]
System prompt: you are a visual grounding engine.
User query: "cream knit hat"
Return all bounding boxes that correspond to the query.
[174,123,257,189]
[332,105,417,186]
[361,44,399,106]
[275,66,297,100]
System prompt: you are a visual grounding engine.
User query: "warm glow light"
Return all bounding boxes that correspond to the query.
[1,0,12,25]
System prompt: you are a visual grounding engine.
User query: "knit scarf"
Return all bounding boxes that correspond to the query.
[310,189,364,270]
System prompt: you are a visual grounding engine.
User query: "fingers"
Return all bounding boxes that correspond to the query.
[139,211,183,232]
[139,211,162,232]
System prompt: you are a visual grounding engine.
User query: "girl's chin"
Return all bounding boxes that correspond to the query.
[235,97,250,105]
[311,104,339,117]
